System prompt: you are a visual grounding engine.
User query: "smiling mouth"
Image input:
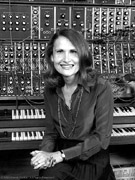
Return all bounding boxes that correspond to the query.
[60,64,74,69]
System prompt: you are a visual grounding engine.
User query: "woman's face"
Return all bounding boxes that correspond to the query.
[51,36,80,79]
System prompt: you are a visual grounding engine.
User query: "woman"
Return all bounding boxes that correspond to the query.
[31,28,116,180]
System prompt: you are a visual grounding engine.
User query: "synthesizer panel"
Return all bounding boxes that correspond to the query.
[0,0,135,178]
[0,0,135,97]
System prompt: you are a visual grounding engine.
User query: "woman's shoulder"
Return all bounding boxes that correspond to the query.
[97,76,109,85]
[87,70,108,86]
[87,71,111,90]
[96,76,113,96]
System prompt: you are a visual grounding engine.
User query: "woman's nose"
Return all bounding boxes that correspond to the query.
[64,52,70,62]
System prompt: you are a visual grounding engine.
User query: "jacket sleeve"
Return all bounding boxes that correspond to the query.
[39,89,58,152]
[63,81,114,160]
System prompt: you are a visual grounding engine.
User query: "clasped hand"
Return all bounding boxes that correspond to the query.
[30,150,63,169]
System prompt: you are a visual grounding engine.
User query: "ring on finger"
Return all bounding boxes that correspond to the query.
[36,161,40,165]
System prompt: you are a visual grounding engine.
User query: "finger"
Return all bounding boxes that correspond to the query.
[51,158,56,167]
[47,157,54,167]
[43,166,47,169]
[37,158,52,168]
[39,165,47,169]
[33,161,45,169]
[31,152,43,161]
[31,156,38,163]
[33,157,54,169]
[31,156,41,165]
[32,157,48,168]
[30,151,35,156]
[30,150,41,156]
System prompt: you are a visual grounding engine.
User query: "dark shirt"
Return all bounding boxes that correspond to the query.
[40,77,114,161]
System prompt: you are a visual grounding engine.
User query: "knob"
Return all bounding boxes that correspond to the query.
[2,21,6,25]
[15,27,19,31]
[45,14,50,18]
[64,22,69,27]
[22,15,26,19]
[76,14,80,19]
[57,22,62,27]
[16,15,19,19]
[61,14,65,18]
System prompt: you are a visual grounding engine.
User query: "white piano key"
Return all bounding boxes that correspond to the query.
[111,130,115,136]
[22,109,27,119]
[128,127,135,136]
[12,132,16,141]
[119,107,129,116]
[122,128,133,136]
[41,109,46,118]
[113,108,119,116]
[20,132,25,141]
[27,132,32,140]
[128,107,135,116]
[112,129,118,137]
[35,131,39,139]
[37,131,42,140]
[20,110,24,119]
[12,108,46,120]
[40,131,44,138]
[36,109,42,119]
[122,107,133,116]
[38,109,42,119]
[34,109,39,119]
[113,106,135,117]
[29,131,33,140]
[30,109,35,119]
[112,126,135,137]
[12,110,16,120]
[15,110,20,119]
[10,131,45,141]
[112,128,121,136]
[34,131,39,140]
[116,128,127,136]
[131,127,135,135]
[15,132,20,141]
[41,131,45,137]
[31,131,35,140]
[26,109,31,119]
[23,132,28,141]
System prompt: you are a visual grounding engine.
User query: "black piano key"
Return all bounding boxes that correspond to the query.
[114,107,119,112]
[123,128,130,132]
[18,132,21,138]
[132,127,135,132]
[29,109,31,116]
[24,109,27,115]
[113,128,119,133]
[123,107,127,112]
[24,132,26,138]
[127,127,135,132]
[39,109,42,115]
[126,106,132,112]
[119,107,125,112]
[33,109,36,116]
[33,131,37,138]
[40,131,44,137]
[13,109,16,117]
[117,128,123,133]
[29,131,32,136]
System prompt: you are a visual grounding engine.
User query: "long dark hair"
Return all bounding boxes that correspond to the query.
[44,28,95,88]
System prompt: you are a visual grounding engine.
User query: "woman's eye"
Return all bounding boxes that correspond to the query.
[56,50,63,53]
[70,50,77,54]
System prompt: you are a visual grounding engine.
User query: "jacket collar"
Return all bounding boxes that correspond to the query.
[56,77,95,95]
